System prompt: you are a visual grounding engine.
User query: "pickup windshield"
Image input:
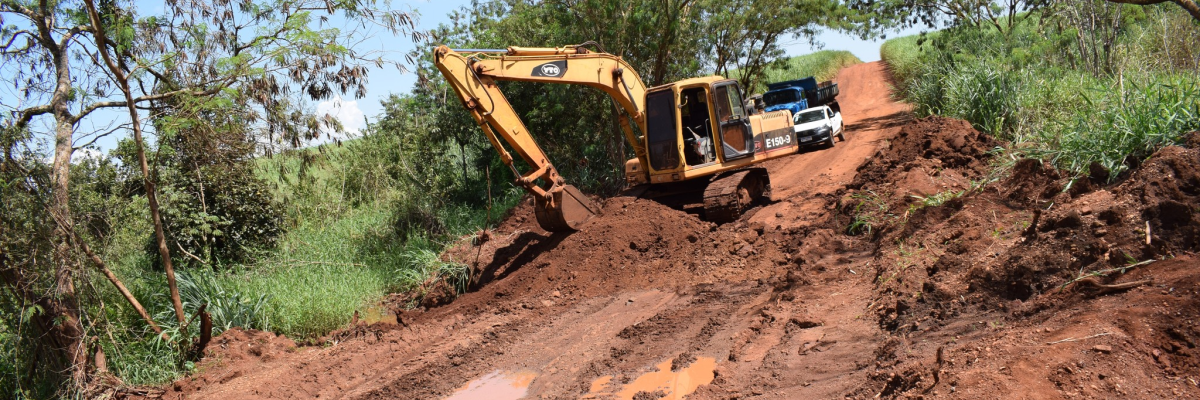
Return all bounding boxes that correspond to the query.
[794,109,825,124]
[763,89,800,106]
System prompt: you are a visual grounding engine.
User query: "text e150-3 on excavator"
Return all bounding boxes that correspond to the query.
[434,43,807,232]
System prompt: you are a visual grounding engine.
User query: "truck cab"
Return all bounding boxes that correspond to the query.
[762,86,809,115]
[762,77,840,117]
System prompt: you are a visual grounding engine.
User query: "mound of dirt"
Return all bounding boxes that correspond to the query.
[1114,145,1200,252]
[148,63,1200,400]
[437,195,792,310]
[844,117,1200,398]
[841,116,998,243]
[851,116,996,191]
[999,157,1063,207]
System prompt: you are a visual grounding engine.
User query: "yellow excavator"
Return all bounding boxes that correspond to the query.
[435,43,805,232]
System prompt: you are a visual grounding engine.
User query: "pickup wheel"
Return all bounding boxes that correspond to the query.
[825,134,836,148]
[837,129,846,142]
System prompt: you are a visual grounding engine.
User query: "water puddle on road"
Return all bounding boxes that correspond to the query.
[444,370,538,400]
[358,304,397,325]
[583,356,717,399]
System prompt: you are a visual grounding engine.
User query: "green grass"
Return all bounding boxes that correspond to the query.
[879,32,939,95]
[846,190,894,236]
[880,6,1200,179]
[199,141,523,338]
[733,50,863,94]
[92,135,524,385]
[207,193,518,339]
[216,206,404,338]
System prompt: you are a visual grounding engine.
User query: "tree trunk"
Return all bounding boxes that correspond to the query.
[0,258,82,387]
[83,0,187,326]
[459,142,469,184]
[135,112,186,326]
[50,57,88,389]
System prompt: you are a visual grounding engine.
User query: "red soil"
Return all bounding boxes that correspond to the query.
[136,62,1200,400]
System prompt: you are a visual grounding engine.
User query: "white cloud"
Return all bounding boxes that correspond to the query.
[70,148,104,164]
[314,96,366,145]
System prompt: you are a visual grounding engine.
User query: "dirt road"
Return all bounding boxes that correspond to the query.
[163,62,1200,400]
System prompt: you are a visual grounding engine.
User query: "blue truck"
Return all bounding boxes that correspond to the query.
[761,77,840,116]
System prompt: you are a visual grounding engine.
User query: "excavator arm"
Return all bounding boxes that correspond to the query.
[434,44,650,231]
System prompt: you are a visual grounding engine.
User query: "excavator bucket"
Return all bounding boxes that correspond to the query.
[534,184,602,232]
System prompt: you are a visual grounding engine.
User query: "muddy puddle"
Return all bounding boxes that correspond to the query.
[358,304,397,325]
[444,370,538,400]
[584,356,717,399]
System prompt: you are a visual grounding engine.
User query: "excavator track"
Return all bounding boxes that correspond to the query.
[702,168,770,223]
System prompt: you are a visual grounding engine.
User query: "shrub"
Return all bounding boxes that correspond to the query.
[172,269,272,333]
[882,4,1200,179]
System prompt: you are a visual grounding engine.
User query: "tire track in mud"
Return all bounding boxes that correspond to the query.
[144,59,1200,400]
[167,62,918,400]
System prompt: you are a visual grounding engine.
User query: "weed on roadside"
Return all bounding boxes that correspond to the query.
[847,190,895,236]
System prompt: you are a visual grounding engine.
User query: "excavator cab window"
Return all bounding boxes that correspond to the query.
[645,90,681,171]
[680,87,716,166]
[714,82,753,160]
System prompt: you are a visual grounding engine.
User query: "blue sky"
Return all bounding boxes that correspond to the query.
[5,0,922,155]
[341,0,923,134]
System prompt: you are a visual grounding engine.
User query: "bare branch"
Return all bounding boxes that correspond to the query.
[73,122,133,150]
[0,29,37,53]
[13,104,53,129]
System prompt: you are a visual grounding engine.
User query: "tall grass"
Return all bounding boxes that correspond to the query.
[881,5,1200,179]
[1037,76,1200,176]
[93,131,525,385]
[194,143,524,338]
[879,33,931,90]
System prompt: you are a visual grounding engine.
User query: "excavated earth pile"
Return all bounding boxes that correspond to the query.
[151,63,1200,400]
[842,122,1200,399]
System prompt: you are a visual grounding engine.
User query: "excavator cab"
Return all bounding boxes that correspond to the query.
[712,82,755,161]
[642,78,760,182]
[680,87,716,166]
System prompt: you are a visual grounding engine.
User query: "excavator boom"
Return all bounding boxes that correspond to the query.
[434,43,803,232]
[434,44,648,231]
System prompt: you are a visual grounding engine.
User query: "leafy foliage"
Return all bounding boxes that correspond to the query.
[2,0,425,394]
[733,50,863,94]
[0,126,60,399]
[883,3,1200,179]
[171,269,272,333]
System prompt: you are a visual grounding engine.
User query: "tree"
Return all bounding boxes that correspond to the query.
[1107,0,1200,21]
[849,0,1051,34]
[1,0,422,391]
[1,0,125,389]
[704,0,872,92]
[852,0,1197,34]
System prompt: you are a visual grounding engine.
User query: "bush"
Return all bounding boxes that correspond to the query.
[881,4,1200,179]
[1045,77,1200,176]
[155,165,286,267]
[173,269,272,333]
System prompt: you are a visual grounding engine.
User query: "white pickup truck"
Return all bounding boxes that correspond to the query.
[792,105,844,148]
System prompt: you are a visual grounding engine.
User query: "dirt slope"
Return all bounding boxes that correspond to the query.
[147,62,1200,400]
